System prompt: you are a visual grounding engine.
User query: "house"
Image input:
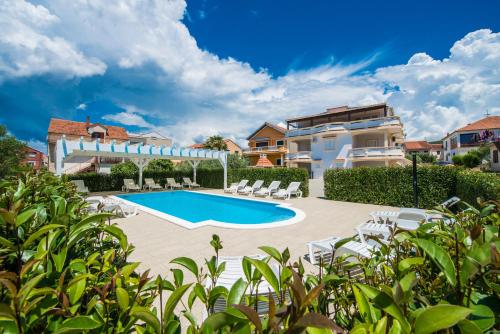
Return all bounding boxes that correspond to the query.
[47,117,129,174]
[243,122,288,167]
[442,116,500,163]
[23,146,45,170]
[285,103,406,178]
[128,131,172,147]
[189,139,242,155]
[403,140,443,160]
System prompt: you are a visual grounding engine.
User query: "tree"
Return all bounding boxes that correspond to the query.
[110,160,138,176]
[204,135,228,151]
[144,159,174,173]
[418,152,436,163]
[0,125,26,178]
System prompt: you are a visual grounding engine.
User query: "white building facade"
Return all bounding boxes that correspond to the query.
[285,104,406,179]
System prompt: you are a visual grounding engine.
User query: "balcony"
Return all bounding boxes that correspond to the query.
[348,146,404,159]
[285,151,312,161]
[243,146,287,154]
[286,116,402,138]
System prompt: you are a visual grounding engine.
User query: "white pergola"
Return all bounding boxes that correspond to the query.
[55,136,228,189]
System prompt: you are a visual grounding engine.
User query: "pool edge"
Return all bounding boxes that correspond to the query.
[110,191,306,230]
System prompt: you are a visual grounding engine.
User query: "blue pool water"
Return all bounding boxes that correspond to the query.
[117,191,296,225]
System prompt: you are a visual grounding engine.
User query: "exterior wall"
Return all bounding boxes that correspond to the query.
[23,147,45,169]
[443,129,500,163]
[352,133,385,148]
[225,140,242,155]
[247,126,285,148]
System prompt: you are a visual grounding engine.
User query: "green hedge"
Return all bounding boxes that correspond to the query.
[66,169,223,192]
[67,167,309,196]
[228,168,309,197]
[456,170,500,205]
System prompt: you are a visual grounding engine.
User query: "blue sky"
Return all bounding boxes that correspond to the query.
[1,0,499,152]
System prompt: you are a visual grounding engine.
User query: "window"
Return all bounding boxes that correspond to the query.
[494,150,499,163]
[28,153,37,158]
[366,139,378,147]
[276,158,282,166]
[276,140,284,147]
[460,133,480,146]
[255,141,268,148]
[324,137,336,151]
[92,132,104,139]
[450,137,458,149]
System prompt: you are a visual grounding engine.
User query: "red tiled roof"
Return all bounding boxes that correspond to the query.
[48,118,128,140]
[403,141,432,151]
[456,116,500,132]
[255,156,274,167]
[189,143,205,149]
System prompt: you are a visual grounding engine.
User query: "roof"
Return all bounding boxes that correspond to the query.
[456,116,500,132]
[48,118,129,140]
[129,131,169,139]
[246,122,286,140]
[224,138,242,149]
[403,141,432,151]
[24,146,45,155]
[189,143,205,149]
[286,103,388,122]
[255,155,274,167]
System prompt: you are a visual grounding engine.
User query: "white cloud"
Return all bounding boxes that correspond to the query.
[0,0,106,79]
[1,1,500,145]
[76,103,86,110]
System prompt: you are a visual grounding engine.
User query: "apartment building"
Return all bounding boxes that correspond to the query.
[23,146,46,170]
[285,103,406,178]
[243,122,287,167]
[442,116,500,163]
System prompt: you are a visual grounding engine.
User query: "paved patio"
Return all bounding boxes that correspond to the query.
[115,189,398,276]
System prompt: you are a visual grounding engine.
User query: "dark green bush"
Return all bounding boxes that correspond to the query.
[229,167,309,197]
[452,154,464,165]
[461,151,482,168]
[456,170,500,205]
[68,167,309,196]
[324,166,498,208]
[67,169,223,191]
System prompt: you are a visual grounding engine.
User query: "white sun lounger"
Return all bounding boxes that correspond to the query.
[122,179,141,192]
[204,255,279,316]
[272,182,302,200]
[224,180,248,193]
[238,180,264,195]
[182,177,200,188]
[85,196,138,218]
[143,178,162,191]
[253,181,281,198]
[165,178,182,190]
[71,180,89,194]
[307,222,392,265]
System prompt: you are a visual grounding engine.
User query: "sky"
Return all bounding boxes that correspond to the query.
[0,0,499,153]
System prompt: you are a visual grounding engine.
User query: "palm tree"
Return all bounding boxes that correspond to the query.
[204,135,228,151]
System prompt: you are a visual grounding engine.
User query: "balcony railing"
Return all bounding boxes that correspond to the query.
[285,151,312,160]
[348,146,404,158]
[243,145,286,153]
[286,116,401,138]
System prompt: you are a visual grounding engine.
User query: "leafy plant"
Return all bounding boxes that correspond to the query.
[0,124,27,179]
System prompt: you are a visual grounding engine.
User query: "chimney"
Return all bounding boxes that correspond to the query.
[86,116,90,127]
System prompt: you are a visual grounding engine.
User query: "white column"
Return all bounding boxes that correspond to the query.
[132,158,149,189]
[219,154,228,189]
[188,160,200,183]
[384,132,389,147]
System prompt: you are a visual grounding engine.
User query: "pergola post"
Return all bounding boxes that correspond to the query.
[219,153,228,190]
[188,160,200,184]
[132,157,149,189]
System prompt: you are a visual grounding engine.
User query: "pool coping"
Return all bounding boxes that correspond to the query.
[110,190,306,230]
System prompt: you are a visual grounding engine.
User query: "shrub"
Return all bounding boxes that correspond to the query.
[68,168,224,191]
[110,160,138,175]
[144,158,174,172]
[452,154,464,165]
[324,166,498,208]
[229,167,309,197]
[324,166,458,208]
[456,170,500,205]
[462,151,482,168]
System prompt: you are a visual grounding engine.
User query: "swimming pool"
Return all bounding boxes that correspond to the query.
[115,191,304,229]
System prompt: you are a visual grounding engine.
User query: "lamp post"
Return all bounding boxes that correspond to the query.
[412,153,419,208]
